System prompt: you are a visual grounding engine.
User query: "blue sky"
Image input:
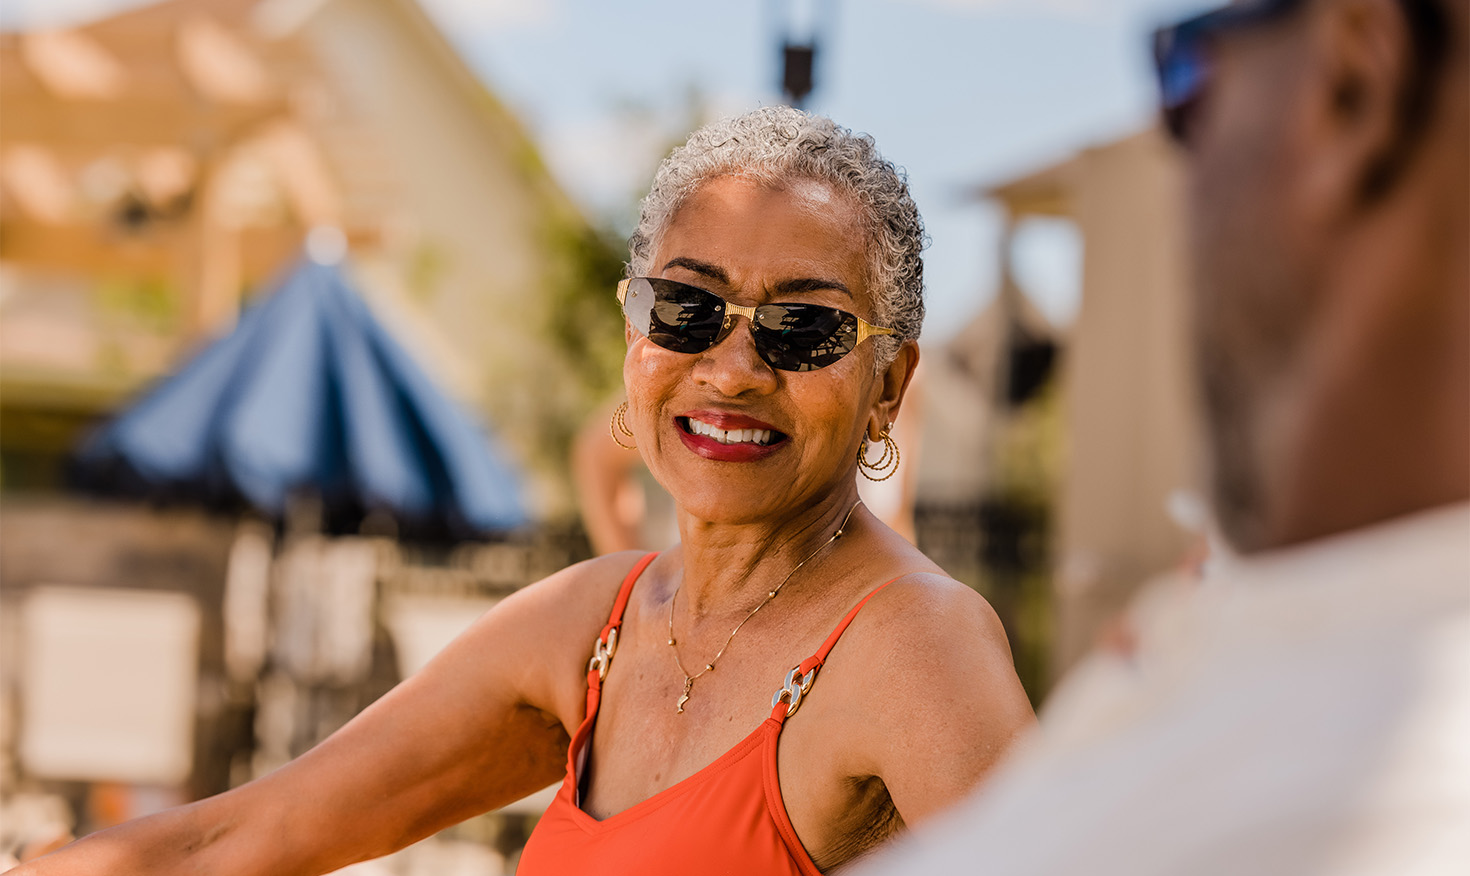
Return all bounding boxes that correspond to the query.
[5,0,1208,342]
[427,0,1208,340]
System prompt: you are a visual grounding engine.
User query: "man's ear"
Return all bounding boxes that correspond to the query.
[1307,0,1417,207]
[869,342,920,441]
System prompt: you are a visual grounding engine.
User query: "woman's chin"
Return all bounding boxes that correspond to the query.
[672,488,801,527]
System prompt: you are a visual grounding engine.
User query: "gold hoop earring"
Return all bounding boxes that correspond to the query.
[610,401,637,450]
[857,426,899,482]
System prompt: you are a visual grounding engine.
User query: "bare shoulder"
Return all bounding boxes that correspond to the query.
[499,550,653,633]
[473,550,656,728]
[835,520,1006,657]
[852,571,1010,646]
[821,571,1034,819]
[823,569,1023,717]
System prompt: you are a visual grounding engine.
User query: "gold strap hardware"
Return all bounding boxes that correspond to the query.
[587,626,620,681]
[771,665,818,717]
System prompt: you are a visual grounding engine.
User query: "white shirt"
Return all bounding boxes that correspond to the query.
[859,503,1470,876]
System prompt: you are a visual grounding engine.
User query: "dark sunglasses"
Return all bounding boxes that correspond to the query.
[616,277,896,373]
[1152,0,1305,143]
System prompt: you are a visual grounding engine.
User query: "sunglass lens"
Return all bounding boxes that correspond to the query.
[752,304,858,372]
[623,279,868,371]
[625,278,727,354]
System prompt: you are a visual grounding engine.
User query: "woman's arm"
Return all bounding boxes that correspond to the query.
[17,555,635,876]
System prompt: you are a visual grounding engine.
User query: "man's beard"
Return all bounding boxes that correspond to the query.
[1187,151,1315,555]
[1197,333,1270,553]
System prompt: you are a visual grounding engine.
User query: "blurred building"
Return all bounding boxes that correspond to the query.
[0,0,623,512]
[914,228,1062,702]
[0,0,618,868]
[932,128,1199,690]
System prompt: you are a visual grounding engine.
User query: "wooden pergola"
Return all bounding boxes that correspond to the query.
[0,0,350,343]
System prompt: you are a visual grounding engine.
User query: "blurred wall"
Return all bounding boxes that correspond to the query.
[976,128,1199,682]
[1051,129,1200,675]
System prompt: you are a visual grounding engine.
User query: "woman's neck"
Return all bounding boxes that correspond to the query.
[671,490,863,617]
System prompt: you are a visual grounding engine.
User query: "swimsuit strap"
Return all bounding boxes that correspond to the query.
[586,552,659,693]
[769,574,909,723]
[607,552,658,634]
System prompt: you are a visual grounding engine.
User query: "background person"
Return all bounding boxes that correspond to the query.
[855,0,1469,873]
[573,396,680,554]
[17,107,1034,876]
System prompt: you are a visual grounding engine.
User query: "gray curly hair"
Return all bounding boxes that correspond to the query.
[628,106,926,368]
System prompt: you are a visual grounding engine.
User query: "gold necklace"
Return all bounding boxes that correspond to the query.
[666,499,862,714]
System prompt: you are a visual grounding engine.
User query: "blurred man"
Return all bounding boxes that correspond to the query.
[857,0,1468,873]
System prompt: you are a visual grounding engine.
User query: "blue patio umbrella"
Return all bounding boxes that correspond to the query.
[73,258,527,538]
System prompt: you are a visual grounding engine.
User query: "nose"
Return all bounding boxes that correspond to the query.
[692,312,779,397]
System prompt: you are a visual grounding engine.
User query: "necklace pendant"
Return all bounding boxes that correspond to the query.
[676,676,693,714]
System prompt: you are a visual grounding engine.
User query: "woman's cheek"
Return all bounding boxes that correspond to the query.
[624,343,678,435]
[625,340,667,381]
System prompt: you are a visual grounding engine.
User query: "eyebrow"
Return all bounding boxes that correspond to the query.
[662,257,728,284]
[774,277,852,298]
[661,257,852,298]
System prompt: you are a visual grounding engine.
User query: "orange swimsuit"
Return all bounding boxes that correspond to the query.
[517,552,901,876]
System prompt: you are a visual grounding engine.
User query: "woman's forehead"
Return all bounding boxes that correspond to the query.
[653,176,871,297]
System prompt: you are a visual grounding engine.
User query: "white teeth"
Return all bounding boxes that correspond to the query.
[686,418,775,446]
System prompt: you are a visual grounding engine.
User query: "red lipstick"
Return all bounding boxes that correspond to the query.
[676,410,788,462]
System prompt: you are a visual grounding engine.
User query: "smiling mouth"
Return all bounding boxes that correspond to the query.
[678,416,786,446]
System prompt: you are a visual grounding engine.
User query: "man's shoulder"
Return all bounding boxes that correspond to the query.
[851,535,1470,876]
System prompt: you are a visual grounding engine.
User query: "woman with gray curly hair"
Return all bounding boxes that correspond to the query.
[21,107,1032,876]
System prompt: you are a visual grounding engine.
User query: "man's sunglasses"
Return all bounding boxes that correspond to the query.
[616,277,896,373]
[1152,0,1305,143]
